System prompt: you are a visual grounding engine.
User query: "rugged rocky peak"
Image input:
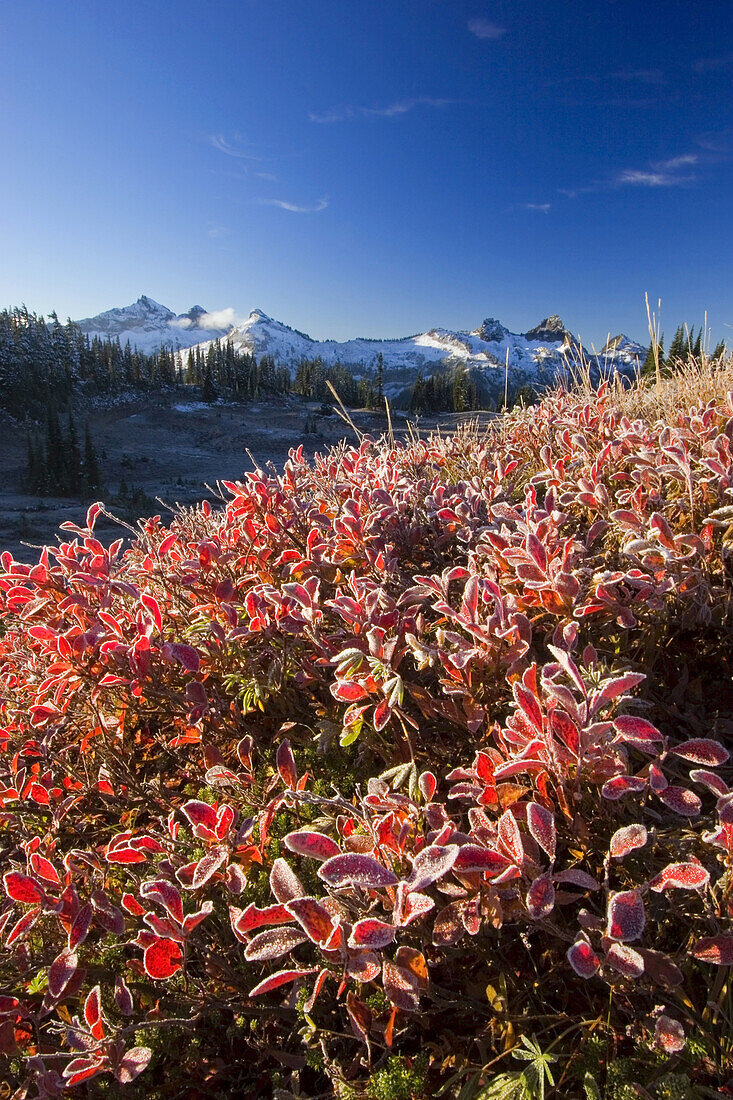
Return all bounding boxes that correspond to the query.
[475,317,509,343]
[525,315,569,342]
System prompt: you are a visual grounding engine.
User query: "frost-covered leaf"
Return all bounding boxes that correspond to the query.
[406,844,458,892]
[601,775,647,800]
[526,873,555,920]
[249,968,318,997]
[454,845,512,875]
[115,1047,153,1084]
[348,918,395,949]
[613,715,664,752]
[143,938,183,980]
[383,959,420,1012]
[48,949,78,999]
[670,739,729,767]
[283,830,340,861]
[527,803,556,861]
[497,809,524,865]
[691,935,733,965]
[318,853,398,889]
[191,845,228,890]
[657,786,702,817]
[3,871,44,905]
[553,869,600,891]
[649,862,709,892]
[607,890,645,942]
[655,1015,685,1053]
[567,937,600,978]
[605,942,644,978]
[270,858,304,903]
[244,926,308,961]
[609,824,648,860]
[285,896,338,946]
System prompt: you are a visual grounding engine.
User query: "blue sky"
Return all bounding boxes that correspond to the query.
[1,0,731,346]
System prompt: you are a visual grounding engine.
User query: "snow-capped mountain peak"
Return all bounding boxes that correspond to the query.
[73,297,645,402]
[76,296,233,354]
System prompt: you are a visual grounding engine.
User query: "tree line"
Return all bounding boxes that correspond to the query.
[641,325,726,376]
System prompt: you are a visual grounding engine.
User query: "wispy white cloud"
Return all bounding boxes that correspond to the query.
[468,17,506,40]
[309,98,455,123]
[255,171,278,181]
[362,96,455,117]
[207,224,228,239]
[520,203,551,213]
[209,134,262,160]
[259,197,328,213]
[615,153,698,187]
[308,106,355,124]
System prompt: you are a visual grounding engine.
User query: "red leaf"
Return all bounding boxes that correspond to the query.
[69,904,93,950]
[165,643,200,672]
[605,942,645,978]
[63,1057,106,1086]
[115,1046,153,1084]
[657,785,702,817]
[613,715,664,752]
[526,803,556,861]
[649,862,710,892]
[670,739,729,767]
[454,845,513,876]
[84,985,104,1040]
[689,769,729,797]
[553,868,600,890]
[497,809,524,866]
[601,775,647,800]
[5,906,41,946]
[48,949,78,999]
[418,771,437,801]
[318,853,398,889]
[526,873,555,919]
[432,902,464,946]
[346,991,372,1047]
[607,890,645,942]
[3,871,44,905]
[231,902,294,938]
[406,844,458,892]
[29,854,60,886]
[609,824,648,859]
[143,938,183,980]
[655,1015,685,1053]
[567,936,600,978]
[191,845,228,890]
[114,976,134,1016]
[332,680,369,702]
[285,896,337,946]
[346,951,381,982]
[691,935,733,965]
[244,927,308,961]
[284,831,340,861]
[394,885,435,926]
[140,880,184,923]
[348,918,396,949]
[249,968,318,997]
[106,846,147,865]
[276,740,298,790]
[382,958,420,1012]
[181,799,218,832]
[141,593,162,632]
[270,858,304,903]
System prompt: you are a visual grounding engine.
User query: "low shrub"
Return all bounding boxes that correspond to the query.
[0,363,732,1096]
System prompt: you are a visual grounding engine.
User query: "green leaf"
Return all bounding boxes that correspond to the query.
[583,1073,601,1100]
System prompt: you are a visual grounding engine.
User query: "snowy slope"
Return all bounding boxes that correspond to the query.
[76,296,231,354]
[74,298,645,399]
[191,309,644,399]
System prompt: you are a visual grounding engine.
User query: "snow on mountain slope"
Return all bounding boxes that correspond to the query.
[75,298,645,399]
[191,309,644,399]
[76,295,232,354]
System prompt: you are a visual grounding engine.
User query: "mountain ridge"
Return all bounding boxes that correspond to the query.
[75,296,645,401]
